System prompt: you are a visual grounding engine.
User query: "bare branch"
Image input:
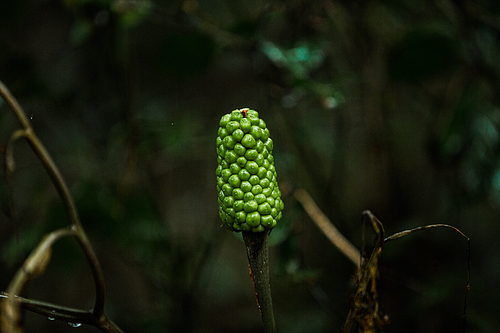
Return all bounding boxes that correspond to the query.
[0,80,116,331]
[294,188,361,268]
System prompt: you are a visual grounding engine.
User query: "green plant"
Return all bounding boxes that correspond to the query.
[216,108,284,232]
[216,108,284,333]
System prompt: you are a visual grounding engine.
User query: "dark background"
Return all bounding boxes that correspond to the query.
[1,0,499,332]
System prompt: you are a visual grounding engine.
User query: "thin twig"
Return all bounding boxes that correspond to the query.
[21,128,107,316]
[384,223,469,243]
[294,188,361,268]
[0,293,124,333]
[384,222,471,333]
[1,292,93,323]
[0,81,114,331]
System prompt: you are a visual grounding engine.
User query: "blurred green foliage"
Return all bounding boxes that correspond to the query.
[1,0,500,332]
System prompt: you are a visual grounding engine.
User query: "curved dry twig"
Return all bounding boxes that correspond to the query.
[384,222,471,333]
[0,80,120,332]
[294,188,361,268]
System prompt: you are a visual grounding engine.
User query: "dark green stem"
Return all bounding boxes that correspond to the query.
[242,231,277,333]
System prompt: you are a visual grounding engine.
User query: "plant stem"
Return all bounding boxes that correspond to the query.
[242,231,277,333]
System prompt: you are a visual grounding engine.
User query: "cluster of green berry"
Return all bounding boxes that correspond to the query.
[216,108,284,232]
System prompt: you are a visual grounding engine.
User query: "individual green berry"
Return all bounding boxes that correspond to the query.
[226,208,235,218]
[245,149,258,160]
[222,183,232,196]
[234,143,246,156]
[220,159,229,169]
[255,140,264,153]
[248,114,260,125]
[224,151,238,164]
[248,175,260,185]
[246,161,259,174]
[255,193,267,204]
[224,196,235,208]
[264,138,273,152]
[233,188,244,200]
[220,114,231,126]
[262,158,270,169]
[255,154,264,166]
[260,215,273,228]
[221,169,231,182]
[223,135,236,149]
[241,134,256,148]
[228,174,241,188]
[244,200,258,213]
[258,202,272,215]
[236,156,247,168]
[226,121,240,134]
[234,200,244,211]
[260,178,270,188]
[241,181,252,192]
[251,185,263,195]
[238,169,251,181]
[240,117,251,132]
[235,211,246,223]
[246,212,261,227]
[257,167,267,179]
[232,129,244,141]
[230,110,243,121]
[250,126,262,139]
[216,108,284,232]
[243,192,254,202]
[218,127,228,138]
[230,163,241,174]
[247,109,259,117]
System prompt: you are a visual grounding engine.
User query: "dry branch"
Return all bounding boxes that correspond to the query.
[0,80,123,333]
[294,188,361,268]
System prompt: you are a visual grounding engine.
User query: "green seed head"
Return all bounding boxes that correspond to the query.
[216,108,284,232]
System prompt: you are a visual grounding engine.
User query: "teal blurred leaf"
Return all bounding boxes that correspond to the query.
[260,40,325,79]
